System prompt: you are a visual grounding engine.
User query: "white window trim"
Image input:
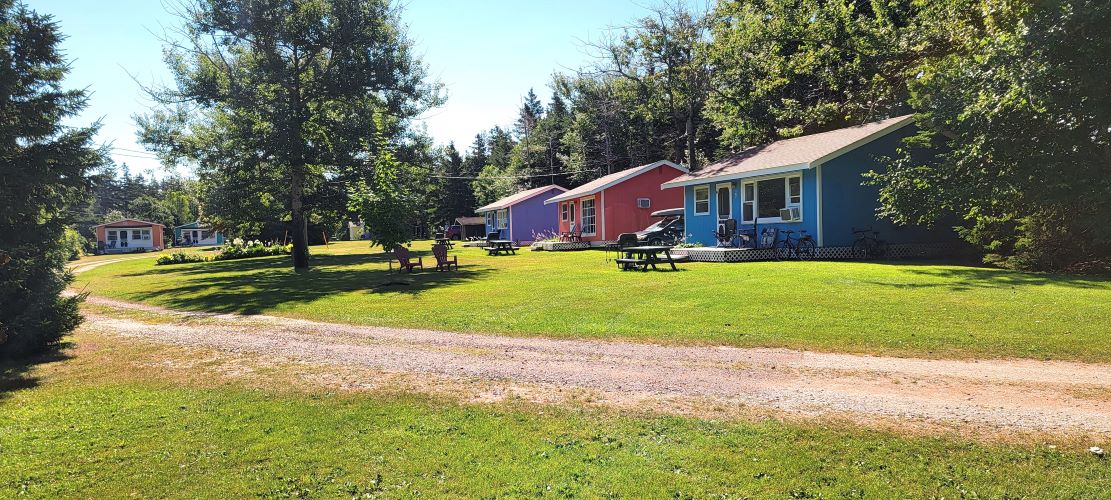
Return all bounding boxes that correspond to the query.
[693,185,710,215]
[715,183,733,222]
[560,202,568,221]
[579,197,597,236]
[741,173,804,224]
[497,209,509,230]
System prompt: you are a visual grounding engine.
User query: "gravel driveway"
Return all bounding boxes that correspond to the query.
[82,295,1111,435]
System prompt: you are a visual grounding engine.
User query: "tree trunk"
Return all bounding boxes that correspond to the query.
[290,164,310,271]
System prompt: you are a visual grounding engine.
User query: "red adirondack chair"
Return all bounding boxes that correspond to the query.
[432,243,458,271]
[393,245,423,272]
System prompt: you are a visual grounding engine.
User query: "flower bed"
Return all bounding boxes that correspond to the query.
[156,238,292,265]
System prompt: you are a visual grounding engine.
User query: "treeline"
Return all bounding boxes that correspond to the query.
[70,164,202,246]
[451,0,1110,273]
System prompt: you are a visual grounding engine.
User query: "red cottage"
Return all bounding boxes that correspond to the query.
[544,160,688,244]
[91,218,166,253]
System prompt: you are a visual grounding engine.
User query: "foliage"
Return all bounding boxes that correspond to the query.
[60,227,89,261]
[156,239,292,265]
[0,1,102,357]
[67,165,204,244]
[215,239,293,261]
[156,251,210,265]
[705,0,917,148]
[471,127,518,205]
[350,114,416,251]
[139,0,443,270]
[75,241,1111,362]
[869,0,1111,273]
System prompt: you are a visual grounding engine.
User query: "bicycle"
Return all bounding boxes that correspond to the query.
[774,230,816,261]
[850,227,887,260]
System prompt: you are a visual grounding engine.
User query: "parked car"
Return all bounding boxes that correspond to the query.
[444,224,462,240]
[635,208,685,245]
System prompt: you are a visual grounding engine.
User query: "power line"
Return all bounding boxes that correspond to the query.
[426,169,589,181]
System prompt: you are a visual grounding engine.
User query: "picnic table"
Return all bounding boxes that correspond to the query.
[484,240,519,256]
[616,245,679,271]
[434,237,454,248]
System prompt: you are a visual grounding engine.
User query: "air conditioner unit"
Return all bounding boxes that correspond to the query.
[637,198,651,209]
[779,206,801,221]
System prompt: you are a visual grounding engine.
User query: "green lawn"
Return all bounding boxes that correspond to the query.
[73,240,1111,361]
[2,355,1107,498]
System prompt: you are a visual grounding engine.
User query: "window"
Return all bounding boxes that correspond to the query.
[561,203,568,221]
[132,230,142,240]
[201,231,211,240]
[742,183,755,222]
[580,198,596,235]
[570,202,576,223]
[141,229,151,241]
[485,211,495,228]
[693,186,710,215]
[757,177,786,219]
[636,198,651,209]
[716,184,732,221]
[107,230,117,241]
[742,174,802,223]
[497,209,508,229]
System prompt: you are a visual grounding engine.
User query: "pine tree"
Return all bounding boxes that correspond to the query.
[139,0,443,270]
[0,1,103,357]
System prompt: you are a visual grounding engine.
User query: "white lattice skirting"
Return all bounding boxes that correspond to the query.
[670,242,961,263]
[533,241,592,251]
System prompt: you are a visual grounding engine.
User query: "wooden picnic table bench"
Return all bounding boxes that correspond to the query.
[484,240,519,256]
[617,245,679,271]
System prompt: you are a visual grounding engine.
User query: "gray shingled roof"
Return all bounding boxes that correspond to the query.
[663,115,913,187]
[476,184,567,212]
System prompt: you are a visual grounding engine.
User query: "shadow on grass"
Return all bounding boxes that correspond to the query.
[122,252,494,315]
[0,344,71,402]
[864,261,1110,291]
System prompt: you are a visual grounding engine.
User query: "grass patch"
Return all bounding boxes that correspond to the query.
[72,240,1111,361]
[1,336,1107,498]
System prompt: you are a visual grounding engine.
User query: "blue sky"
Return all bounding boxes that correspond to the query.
[30,0,678,177]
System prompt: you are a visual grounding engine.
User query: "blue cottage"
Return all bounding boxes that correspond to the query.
[662,115,954,248]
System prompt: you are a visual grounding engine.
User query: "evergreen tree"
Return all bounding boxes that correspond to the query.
[0,1,103,357]
[473,127,517,205]
[516,88,544,137]
[139,0,443,270]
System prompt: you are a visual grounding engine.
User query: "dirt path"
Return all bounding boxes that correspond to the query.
[68,255,152,275]
[80,295,1111,435]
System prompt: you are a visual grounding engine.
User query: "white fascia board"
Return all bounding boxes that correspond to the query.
[661,163,811,188]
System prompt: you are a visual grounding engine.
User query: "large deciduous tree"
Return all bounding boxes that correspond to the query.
[871,0,1111,272]
[705,0,918,148]
[0,1,103,357]
[139,0,442,270]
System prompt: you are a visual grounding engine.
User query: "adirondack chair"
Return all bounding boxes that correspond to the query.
[392,245,423,272]
[432,243,458,271]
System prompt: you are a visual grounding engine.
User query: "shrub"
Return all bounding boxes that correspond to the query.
[156,240,293,265]
[156,251,210,265]
[212,240,293,261]
[60,227,89,261]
